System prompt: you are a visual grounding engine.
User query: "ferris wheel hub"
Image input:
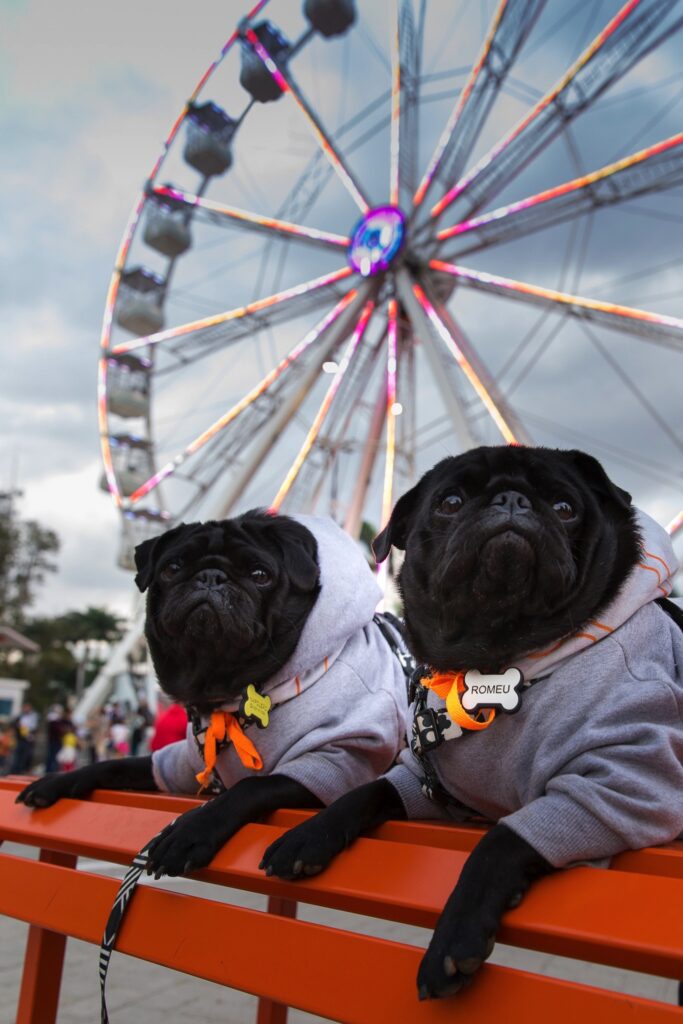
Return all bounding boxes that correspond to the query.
[347,205,406,278]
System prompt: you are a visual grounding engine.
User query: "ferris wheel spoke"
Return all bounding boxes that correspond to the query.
[110,266,354,356]
[380,298,400,529]
[242,27,370,213]
[429,259,683,351]
[121,290,361,505]
[151,185,350,251]
[430,0,683,223]
[270,300,376,510]
[438,132,683,256]
[412,0,545,218]
[667,510,683,537]
[389,0,422,208]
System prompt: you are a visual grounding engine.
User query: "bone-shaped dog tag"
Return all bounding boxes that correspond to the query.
[461,668,523,714]
[240,684,272,728]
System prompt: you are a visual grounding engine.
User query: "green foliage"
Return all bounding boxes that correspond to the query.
[0,490,59,626]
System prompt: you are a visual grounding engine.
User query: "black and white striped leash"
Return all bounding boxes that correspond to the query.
[98,821,175,1024]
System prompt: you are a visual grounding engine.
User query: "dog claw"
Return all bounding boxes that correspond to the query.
[183,860,193,874]
[456,957,482,975]
[443,956,457,977]
[293,859,303,876]
[418,985,430,1002]
[265,866,273,876]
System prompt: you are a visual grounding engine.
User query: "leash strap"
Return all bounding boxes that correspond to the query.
[99,822,174,1024]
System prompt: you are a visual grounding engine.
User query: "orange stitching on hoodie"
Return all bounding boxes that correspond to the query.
[644,550,671,578]
[589,620,613,633]
[638,562,662,583]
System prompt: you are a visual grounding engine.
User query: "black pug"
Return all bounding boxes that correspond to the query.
[261,446,683,999]
[17,511,408,878]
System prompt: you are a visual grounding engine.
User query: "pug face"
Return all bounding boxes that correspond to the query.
[373,447,641,672]
[134,511,320,711]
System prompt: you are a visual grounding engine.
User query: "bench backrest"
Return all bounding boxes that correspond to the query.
[1,777,682,1023]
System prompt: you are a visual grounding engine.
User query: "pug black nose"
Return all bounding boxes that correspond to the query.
[489,491,532,514]
[195,568,228,588]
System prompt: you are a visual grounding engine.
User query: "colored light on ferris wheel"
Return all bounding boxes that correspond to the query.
[347,205,406,277]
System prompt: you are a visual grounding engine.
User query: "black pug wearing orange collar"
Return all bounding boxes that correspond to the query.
[261,446,683,1000]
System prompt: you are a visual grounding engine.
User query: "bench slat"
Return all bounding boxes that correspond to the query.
[0,852,678,1024]
[4,779,681,877]
[2,790,682,977]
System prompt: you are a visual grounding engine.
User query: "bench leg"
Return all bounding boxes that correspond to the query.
[16,849,77,1024]
[256,897,297,1024]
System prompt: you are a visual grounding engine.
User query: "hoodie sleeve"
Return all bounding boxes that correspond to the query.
[151,733,203,795]
[502,669,683,867]
[273,669,405,805]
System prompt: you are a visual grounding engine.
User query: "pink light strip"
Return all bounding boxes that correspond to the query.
[429,258,683,337]
[381,299,399,529]
[430,0,643,219]
[667,509,683,537]
[412,282,519,444]
[111,266,354,356]
[270,300,375,510]
[244,28,369,213]
[438,131,683,242]
[389,0,401,207]
[99,0,271,508]
[125,290,359,505]
[413,0,508,210]
[154,186,350,248]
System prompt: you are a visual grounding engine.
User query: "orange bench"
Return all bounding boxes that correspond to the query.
[1,775,682,1023]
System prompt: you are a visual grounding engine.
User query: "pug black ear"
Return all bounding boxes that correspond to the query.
[567,450,632,511]
[372,482,423,562]
[133,523,188,592]
[268,517,320,592]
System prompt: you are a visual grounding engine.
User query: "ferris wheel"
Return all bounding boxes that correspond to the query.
[98,0,683,579]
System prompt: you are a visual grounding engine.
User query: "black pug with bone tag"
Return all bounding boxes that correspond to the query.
[17,511,408,878]
[261,446,683,1000]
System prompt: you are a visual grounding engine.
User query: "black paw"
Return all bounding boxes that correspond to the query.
[417,915,496,1000]
[259,816,346,880]
[16,773,90,808]
[146,805,224,878]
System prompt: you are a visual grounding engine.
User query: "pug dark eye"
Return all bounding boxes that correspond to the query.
[160,561,183,580]
[250,567,271,586]
[553,500,575,521]
[436,494,463,516]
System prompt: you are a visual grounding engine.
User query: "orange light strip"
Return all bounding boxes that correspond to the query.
[381,299,399,529]
[389,0,401,207]
[413,0,508,210]
[111,266,354,356]
[667,509,683,537]
[412,282,519,444]
[428,258,683,338]
[270,301,375,510]
[244,28,369,214]
[125,291,359,505]
[430,0,643,219]
[153,186,350,248]
[437,131,683,242]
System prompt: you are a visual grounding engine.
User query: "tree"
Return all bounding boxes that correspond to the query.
[0,490,59,626]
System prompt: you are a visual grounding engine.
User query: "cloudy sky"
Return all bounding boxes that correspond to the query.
[3,0,682,623]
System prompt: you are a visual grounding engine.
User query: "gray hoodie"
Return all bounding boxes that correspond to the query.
[152,515,409,803]
[386,511,683,867]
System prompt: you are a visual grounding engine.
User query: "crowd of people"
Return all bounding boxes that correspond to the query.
[0,694,188,776]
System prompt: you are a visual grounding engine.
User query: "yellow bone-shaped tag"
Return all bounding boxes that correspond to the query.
[241,684,271,729]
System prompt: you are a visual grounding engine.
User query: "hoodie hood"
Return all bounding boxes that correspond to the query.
[518,508,678,681]
[265,514,382,688]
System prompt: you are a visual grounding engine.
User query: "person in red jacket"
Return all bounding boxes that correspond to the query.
[149,699,188,752]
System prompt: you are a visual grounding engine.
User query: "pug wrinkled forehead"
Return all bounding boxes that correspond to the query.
[133,511,321,709]
[373,446,641,673]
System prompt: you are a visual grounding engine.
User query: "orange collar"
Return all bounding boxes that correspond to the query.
[195,710,263,792]
[421,671,496,731]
